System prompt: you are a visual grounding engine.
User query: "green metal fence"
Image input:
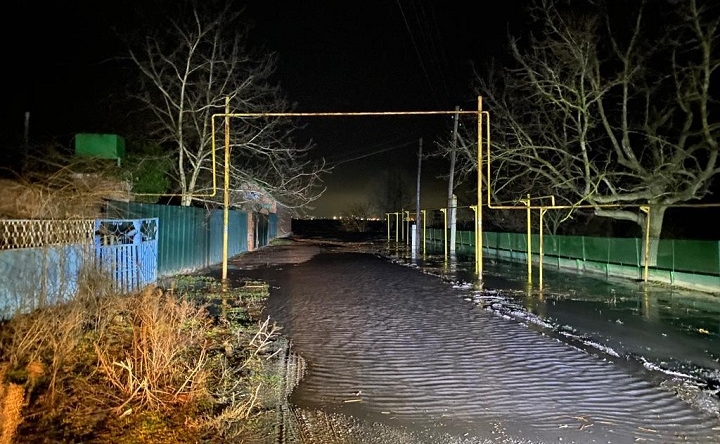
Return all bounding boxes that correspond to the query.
[106,201,252,276]
[426,228,720,291]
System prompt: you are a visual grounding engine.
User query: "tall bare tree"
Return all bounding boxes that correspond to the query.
[127,2,327,208]
[374,169,416,215]
[469,0,719,262]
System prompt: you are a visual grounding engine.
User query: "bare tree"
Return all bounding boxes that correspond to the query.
[127,2,327,208]
[373,169,416,215]
[471,0,719,263]
[339,201,374,232]
[431,110,573,234]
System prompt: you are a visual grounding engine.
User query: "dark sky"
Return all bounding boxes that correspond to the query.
[2,1,523,217]
[243,2,521,216]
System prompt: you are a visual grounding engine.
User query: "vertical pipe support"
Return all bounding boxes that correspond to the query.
[222,97,231,291]
[524,195,532,284]
[539,207,547,289]
[641,206,651,283]
[477,97,484,287]
[421,209,427,256]
[470,205,479,275]
[393,213,400,245]
[405,211,411,246]
[440,208,448,261]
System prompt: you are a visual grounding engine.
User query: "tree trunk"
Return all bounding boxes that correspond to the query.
[641,206,666,267]
[595,206,666,267]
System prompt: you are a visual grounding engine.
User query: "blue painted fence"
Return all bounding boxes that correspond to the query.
[1,198,280,318]
[0,244,90,318]
[0,218,159,319]
[94,218,159,294]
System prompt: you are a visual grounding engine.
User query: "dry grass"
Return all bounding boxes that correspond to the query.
[94,285,213,413]
[194,316,283,439]
[0,273,284,443]
[0,154,130,220]
[0,382,24,444]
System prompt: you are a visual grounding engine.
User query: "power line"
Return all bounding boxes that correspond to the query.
[326,139,417,168]
[395,0,452,108]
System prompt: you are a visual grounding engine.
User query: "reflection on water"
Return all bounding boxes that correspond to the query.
[400,241,720,399]
[232,245,720,443]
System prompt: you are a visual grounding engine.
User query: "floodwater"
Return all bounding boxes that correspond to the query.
[231,241,720,443]
[406,242,720,395]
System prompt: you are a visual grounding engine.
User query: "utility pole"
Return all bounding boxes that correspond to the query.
[415,137,423,254]
[448,106,460,254]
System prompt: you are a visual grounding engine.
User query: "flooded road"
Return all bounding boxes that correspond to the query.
[229,240,720,443]
[405,243,720,400]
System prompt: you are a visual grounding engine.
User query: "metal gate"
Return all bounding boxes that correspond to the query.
[94,218,158,293]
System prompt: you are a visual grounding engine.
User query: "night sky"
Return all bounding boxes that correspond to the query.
[244,2,521,216]
[2,1,523,217]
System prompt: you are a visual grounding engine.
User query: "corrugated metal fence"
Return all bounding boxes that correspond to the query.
[105,201,260,276]
[1,201,276,318]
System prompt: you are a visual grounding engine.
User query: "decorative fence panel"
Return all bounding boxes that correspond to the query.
[0,219,94,249]
[1,195,282,317]
[0,217,159,318]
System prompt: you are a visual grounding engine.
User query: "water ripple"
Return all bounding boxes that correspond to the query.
[245,252,720,443]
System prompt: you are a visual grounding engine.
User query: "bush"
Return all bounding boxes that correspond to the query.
[0,274,283,443]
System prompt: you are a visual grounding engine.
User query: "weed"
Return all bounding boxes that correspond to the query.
[0,271,287,443]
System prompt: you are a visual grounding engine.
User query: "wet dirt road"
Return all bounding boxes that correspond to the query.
[216,236,720,443]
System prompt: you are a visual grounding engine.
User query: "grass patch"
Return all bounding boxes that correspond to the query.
[268,237,297,246]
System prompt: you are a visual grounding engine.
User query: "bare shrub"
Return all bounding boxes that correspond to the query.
[194,316,282,439]
[0,302,88,404]
[0,153,130,220]
[94,285,213,412]
[1,312,51,371]
[0,381,25,444]
[74,264,123,334]
[45,304,86,401]
[0,273,285,442]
